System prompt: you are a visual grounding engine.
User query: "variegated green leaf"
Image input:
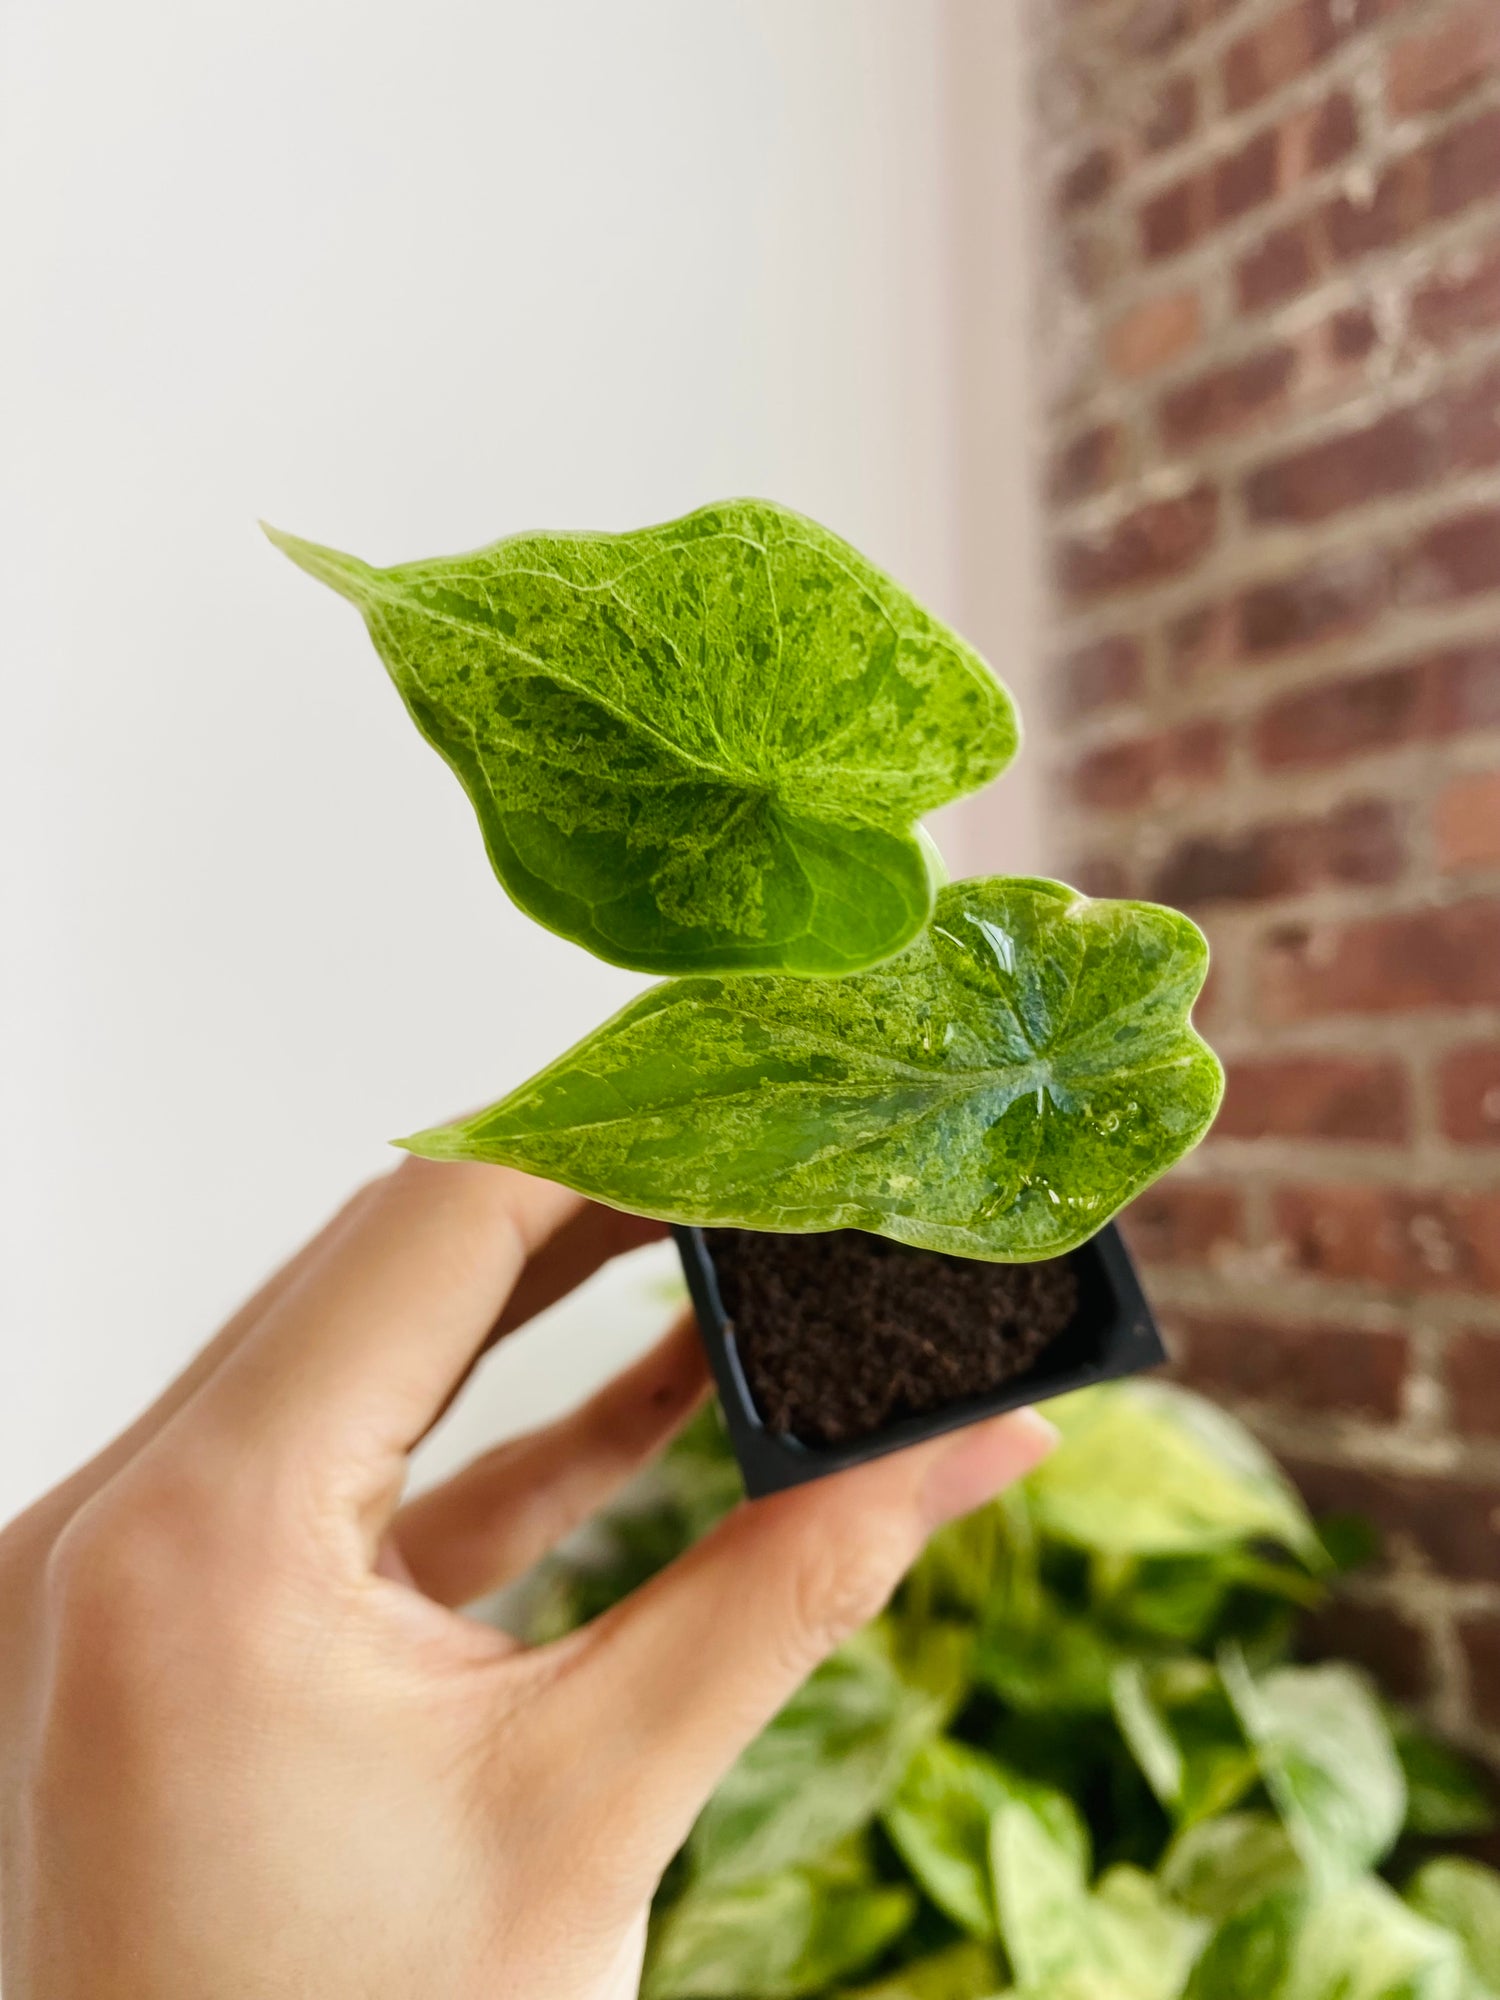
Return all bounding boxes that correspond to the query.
[1029,1387,1322,1562]
[643,1865,916,1999]
[267,499,1015,976]
[883,1737,1088,1940]
[689,1622,967,1886]
[403,877,1222,1260]
[1221,1654,1406,1886]
[1407,1859,1500,1998]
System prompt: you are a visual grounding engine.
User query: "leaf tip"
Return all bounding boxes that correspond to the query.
[390,1123,469,1163]
[260,521,374,603]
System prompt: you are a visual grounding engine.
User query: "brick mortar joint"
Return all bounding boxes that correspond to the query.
[1057,773,1500,870]
[1042,176,1500,411]
[1187,1397,1500,1486]
[1047,596,1500,716]
[1049,649,1500,758]
[1143,1263,1500,1330]
[1056,722,1500,810]
[1045,321,1500,519]
[1039,7,1500,197]
[1196,1136,1500,1191]
[1039,0,1464,173]
[1049,401,1500,544]
[1043,31,1411,217]
[1057,300,1500,445]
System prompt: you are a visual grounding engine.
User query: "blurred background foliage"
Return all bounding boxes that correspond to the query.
[517,1383,1500,1999]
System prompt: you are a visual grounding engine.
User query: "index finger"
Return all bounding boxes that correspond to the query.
[193,1159,589,1508]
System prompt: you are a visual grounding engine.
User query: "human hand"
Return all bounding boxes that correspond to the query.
[0,1159,1058,1998]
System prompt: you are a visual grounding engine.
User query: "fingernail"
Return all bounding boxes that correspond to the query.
[920,1407,1060,1529]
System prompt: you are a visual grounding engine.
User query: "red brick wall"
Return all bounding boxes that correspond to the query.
[1032,0,1500,1751]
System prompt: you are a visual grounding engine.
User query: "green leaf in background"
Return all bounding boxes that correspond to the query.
[883,1738,1089,1940]
[1280,1877,1465,2000]
[1089,1865,1209,1998]
[1407,1860,1500,1998]
[520,1382,1500,2000]
[976,1601,1144,1715]
[403,877,1223,1261]
[1112,1557,1238,1648]
[1181,1876,1470,2000]
[1111,1662,1187,1810]
[1160,1813,1306,1922]
[1117,1547,1320,1650]
[267,500,1015,977]
[1029,1386,1323,1563]
[835,1940,1005,1999]
[1184,1876,1463,2000]
[689,1621,967,1886]
[990,1792,1093,1989]
[1221,1654,1406,1886]
[1111,1662,1260,1829]
[1318,1513,1385,1574]
[643,1865,917,2000]
[906,1493,1027,1625]
[1395,1719,1499,1840]
[992,1799,1204,1999]
[1183,1885,1309,1999]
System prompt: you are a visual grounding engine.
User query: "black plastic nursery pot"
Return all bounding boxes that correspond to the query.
[674,1221,1165,1498]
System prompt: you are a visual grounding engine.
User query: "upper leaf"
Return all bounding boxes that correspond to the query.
[266,500,1016,976]
[401,877,1224,1260]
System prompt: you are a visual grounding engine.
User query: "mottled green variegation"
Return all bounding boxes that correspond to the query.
[266,500,1015,976]
[401,877,1224,1260]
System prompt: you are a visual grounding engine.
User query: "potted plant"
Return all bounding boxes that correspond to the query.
[267,498,1224,1492]
[524,1384,1500,2000]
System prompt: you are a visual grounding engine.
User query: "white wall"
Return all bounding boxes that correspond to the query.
[0,0,1040,1520]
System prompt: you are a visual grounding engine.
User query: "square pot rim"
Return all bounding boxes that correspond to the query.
[673,1221,1166,1497]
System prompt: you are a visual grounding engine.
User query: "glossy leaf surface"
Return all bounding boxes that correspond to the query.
[267,500,1015,976]
[403,877,1223,1260]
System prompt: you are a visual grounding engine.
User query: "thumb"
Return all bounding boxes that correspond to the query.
[539,1408,1058,1886]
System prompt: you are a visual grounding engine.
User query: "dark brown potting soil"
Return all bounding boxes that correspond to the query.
[705,1228,1080,1447]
